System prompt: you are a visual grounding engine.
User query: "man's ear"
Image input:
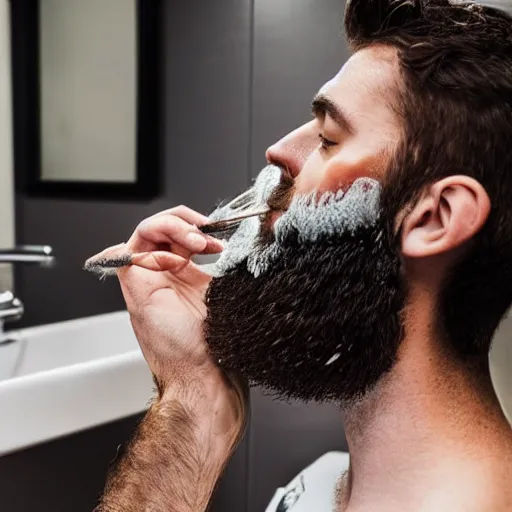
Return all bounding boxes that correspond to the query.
[401,176,491,258]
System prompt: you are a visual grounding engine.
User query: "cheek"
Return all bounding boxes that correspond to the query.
[295,145,387,196]
[323,151,386,192]
[294,152,324,194]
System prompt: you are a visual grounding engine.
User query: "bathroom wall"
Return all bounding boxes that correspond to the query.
[0,0,14,291]
[10,1,512,512]
[9,0,252,510]
[248,1,349,510]
[7,1,350,511]
[13,0,251,329]
[490,316,512,423]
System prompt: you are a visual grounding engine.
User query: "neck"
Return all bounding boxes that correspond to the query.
[338,294,512,511]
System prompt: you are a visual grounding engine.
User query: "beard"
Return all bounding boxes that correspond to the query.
[204,167,405,404]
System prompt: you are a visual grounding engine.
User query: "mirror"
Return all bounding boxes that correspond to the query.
[10,0,161,200]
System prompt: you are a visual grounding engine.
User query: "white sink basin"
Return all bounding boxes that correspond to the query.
[0,311,153,455]
[0,305,509,457]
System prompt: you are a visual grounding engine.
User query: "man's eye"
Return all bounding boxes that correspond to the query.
[318,133,337,151]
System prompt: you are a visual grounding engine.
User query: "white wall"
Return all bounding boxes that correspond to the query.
[490,313,512,422]
[0,0,14,291]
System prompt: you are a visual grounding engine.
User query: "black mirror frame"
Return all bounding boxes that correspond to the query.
[10,0,162,201]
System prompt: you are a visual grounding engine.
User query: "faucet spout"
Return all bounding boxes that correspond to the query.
[0,245,54,266]
[0,245,55,334]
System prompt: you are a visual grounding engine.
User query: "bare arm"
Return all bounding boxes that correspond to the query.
[87,206,248,512]
[96,374,246,512]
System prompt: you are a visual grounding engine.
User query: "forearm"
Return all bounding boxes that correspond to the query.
[96,377,245,512]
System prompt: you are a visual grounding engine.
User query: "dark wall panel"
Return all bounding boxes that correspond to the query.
[250,0,349,176]
[0,414,143,512]
[247,2,349,511]
[14,0,252,328]
[9,1,353,511]
[9,1,252,511]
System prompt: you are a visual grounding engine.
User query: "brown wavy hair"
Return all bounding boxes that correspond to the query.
[345,0,512,360]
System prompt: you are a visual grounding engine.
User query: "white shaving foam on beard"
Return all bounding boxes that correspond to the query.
[206,167,382,278]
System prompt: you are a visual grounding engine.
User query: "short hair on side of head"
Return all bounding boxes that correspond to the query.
[344,0,512,363]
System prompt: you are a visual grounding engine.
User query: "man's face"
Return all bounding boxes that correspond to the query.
[266,45,399,199]
[204,46,406,404]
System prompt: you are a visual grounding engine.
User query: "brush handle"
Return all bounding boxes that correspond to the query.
[199,209,269,235]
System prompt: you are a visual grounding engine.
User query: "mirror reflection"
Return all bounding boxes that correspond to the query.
[39,0,137,184]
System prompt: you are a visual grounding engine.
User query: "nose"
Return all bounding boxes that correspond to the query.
[265,121,318,178]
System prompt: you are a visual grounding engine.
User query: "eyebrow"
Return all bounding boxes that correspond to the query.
[311,93,355,135]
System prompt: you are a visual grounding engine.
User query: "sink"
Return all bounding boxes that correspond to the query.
[0,311,153,455]
[0,306,510,457]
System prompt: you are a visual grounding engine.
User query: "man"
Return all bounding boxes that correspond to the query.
[90,0,512,510]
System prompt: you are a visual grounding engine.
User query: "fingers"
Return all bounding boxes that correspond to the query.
[152,205,210,226]
[137,215,206,250]
[118,253,210,299]
[136,215,223,255]
[129,206,223,257]
[86,205,223,277]
[85,243,131,272]
[126,252,211,286]
[129,251,189,273]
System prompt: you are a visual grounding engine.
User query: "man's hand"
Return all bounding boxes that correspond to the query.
[92,206,249,512]
[119,206,224,387]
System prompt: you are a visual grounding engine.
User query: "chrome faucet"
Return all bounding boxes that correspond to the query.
[0,245,54,266]
[0,291,24,334]
[0,245,55,338]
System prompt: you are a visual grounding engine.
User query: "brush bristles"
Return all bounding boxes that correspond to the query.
[206,165,282,239]
[83,254,133,280]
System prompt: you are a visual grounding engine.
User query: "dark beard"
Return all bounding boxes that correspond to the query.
[204,219,405,404]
